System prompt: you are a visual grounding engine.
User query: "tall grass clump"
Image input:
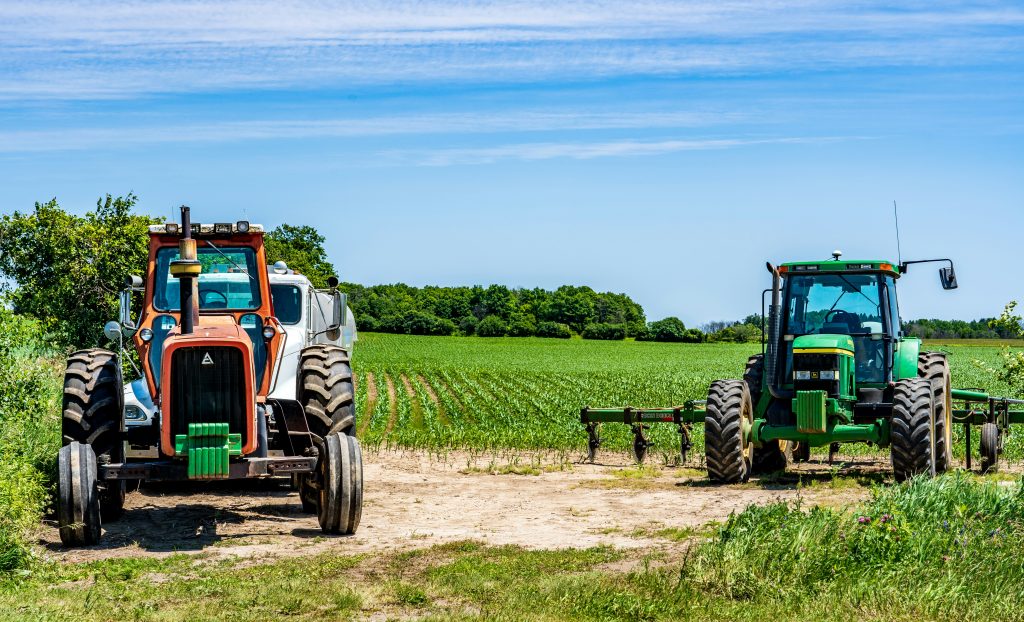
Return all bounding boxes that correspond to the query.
[0,308,62,572]
[683,473,1024,619]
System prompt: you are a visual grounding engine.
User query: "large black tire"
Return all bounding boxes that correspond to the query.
[743,355,764,406]
[705,380,752,484]
[58,442,101,547]
[299,345,356,438]
[791,441,811,463]
[317,433,363,535]
[62,349,125,521]
[980,422,999,474]
[890,378,936,482]
[752,440,789,474]
[919,352,953,473]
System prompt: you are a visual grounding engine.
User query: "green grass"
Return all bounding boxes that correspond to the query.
[0,310,62,573]
[353,333,1024,461]
[4,474,1022,621]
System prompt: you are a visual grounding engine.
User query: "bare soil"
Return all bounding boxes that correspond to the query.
[40,451,884,565]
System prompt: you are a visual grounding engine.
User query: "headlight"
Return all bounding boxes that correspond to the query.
[262,326,276,340]
[819,370,837,380]
[794,370,811,380]
[139,328,154,342]
[124,406,146,421]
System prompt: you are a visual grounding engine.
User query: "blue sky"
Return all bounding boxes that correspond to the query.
[1,1,1021,325]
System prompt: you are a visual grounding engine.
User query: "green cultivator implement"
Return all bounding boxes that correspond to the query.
[582,252,1024,482]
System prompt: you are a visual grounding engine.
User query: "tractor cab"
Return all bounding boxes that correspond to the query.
[776,259,901,392]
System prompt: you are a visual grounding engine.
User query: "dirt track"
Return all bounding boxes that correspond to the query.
[41,450,884,564]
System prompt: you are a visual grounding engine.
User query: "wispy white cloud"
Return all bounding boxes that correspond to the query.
[390,135,860,166]
[0,110,750,152]
[0,1,1020,100]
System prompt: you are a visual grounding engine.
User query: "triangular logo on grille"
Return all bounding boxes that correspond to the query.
[201,352,215,366]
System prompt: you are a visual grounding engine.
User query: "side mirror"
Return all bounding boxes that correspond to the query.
[326,292,347,341]
[103,320,122,342]
[330,292,348,328]
[939,266,958,290]
[118,289,137,330]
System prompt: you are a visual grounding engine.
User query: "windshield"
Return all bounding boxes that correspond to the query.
[785,274,883,336]
[154,246,262,311]
[783,273,891,384]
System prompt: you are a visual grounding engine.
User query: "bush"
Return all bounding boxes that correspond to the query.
[376,314,405,334]
[356,313,379,332]
[581,323,626,340]
[682,473,1024,616]
[402,311,456,336]
[682,328,705,343]
[458,315,479,336]
[536,322,573,339]
[507,314,537,337]
[0,309,61,573]
[476,315,508,337]
[647,317,687,342]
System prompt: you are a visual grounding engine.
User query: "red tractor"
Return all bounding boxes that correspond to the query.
[58,206,362,546]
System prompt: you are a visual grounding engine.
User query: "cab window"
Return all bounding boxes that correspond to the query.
[153,246,261,311]
[271,285,302,325]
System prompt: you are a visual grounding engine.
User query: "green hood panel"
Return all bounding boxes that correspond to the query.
[793,334,855,352]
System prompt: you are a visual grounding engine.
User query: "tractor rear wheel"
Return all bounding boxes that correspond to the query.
[919,352,953,473]
[743,355,764,405]
[317,432,363,535]
[299,345,356,438]
[58,442,101,547]
[62,349,125,521]
[704,380,752,484]
[752,440,789,475]
[890,378,935,482]
[980,422,1000,474]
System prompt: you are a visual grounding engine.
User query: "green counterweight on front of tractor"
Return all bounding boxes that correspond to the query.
[580,252,1024,481]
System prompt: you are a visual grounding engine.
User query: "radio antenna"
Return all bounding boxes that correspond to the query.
[893,200,903,267]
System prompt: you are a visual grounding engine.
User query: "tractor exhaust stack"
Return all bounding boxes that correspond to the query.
[168,205,201,335]
[765,262,782,395]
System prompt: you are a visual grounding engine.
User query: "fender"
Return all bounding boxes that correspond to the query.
[893,337,921,381]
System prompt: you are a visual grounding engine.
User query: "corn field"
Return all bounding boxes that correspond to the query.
[351,333,1023,462]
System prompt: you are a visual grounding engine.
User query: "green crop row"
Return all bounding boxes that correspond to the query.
[352,333,1024,462]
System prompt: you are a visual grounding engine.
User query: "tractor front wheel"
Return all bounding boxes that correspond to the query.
[704,380,752,484]
[58,442,102,547]
[317,432,363,534]
[62,348,125,521]
[890,378,936,482]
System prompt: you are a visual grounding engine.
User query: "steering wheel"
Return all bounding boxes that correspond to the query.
[199,289,229,308]
[824,309,858,325]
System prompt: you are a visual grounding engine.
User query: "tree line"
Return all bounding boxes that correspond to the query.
[0,195,1013,347]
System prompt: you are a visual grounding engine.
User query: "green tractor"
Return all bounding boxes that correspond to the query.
[583,252,1024,481]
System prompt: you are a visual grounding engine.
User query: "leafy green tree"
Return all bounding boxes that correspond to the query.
[507,313,537,337]
[265,224,337,288]
[536,321,572,339]
[0,194,153,348]
[648,317,688,342]
[987,302,1024,397]
[459,315,479,336]
[476,315,508,337]
[581,323,626,340]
